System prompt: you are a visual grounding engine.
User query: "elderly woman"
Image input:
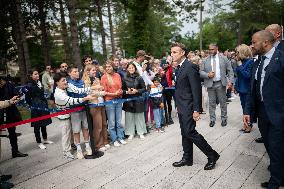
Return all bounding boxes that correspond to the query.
[234,44,254,133]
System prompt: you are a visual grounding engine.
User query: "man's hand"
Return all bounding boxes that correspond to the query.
[227,82,233,89]
[243,115,250,127]
[9,96,20,104]
[208,71,215,78]
[193,112,200,122]
[83,95,95,101]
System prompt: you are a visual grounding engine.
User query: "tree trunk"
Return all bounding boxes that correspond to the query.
[38,0,51,66]
[88,9,94,55]
[58,0,71,64]
[10,0,31,83]
[66,0,82,69]
[95,0,107,60]
[107,0,115,56]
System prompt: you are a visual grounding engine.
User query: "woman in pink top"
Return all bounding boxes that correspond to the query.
[101,61,127,147]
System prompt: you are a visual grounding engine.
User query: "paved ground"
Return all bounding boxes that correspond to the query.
[0,98,282,189]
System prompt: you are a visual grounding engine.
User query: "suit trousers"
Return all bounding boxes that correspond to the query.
[89,107,108,149]
[178,113,215,161]
[207,81,227,122]
[257,102,284,189]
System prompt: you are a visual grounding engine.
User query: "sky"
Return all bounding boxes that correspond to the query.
[180,0,232,35]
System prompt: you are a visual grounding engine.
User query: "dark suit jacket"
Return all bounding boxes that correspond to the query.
[244,49,284,126]
[175,59,202,115]
[277,40,284,51]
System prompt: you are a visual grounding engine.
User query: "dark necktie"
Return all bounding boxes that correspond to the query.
[175,65,181,78]
[256,55,266,101]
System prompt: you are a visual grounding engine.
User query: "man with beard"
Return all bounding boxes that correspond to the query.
[244,30,284,189]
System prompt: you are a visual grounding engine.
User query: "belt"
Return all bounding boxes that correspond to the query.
[213,80,221,83]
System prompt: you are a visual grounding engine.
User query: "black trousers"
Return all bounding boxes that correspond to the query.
[8,127,18,154]
[34,126,47,143]
[163,89,174,121]
[178,113,215,161]
[258,102,284,188]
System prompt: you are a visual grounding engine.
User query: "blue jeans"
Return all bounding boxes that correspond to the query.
[105,103,124,142]
[153,108,163,129]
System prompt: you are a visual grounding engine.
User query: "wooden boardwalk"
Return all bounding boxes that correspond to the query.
[0,99,281,189]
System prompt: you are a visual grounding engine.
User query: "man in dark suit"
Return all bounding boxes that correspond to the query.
[266,24,284,51]
[244,30,284,189]
[255,24,284,144]
[171,42,220,170]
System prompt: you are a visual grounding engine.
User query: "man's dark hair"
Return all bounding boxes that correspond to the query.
[54,72,67,83]
[82,55,92,63]
[171,42,189,56]
[152,76,161,83]
[67,65,78,73]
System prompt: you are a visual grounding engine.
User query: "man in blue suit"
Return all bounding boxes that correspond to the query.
[244,30,284,189]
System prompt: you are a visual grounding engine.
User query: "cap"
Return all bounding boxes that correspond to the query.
[136,50,146,58]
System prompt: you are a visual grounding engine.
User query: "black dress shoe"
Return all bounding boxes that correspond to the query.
[0,175,12,181]
[168,118,174,125]
[261,181,284,188]
[221,120,227,127]
[12,151,28,158]
[255,137,264,143]
[0,181,14,189]
[172,159,193,167]
[209,121,215,127]
[204,152,220,170]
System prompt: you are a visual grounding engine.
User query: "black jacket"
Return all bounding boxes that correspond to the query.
[122,73,146,113]
[175,59,202,115]
[244,49,284,127]
[25,81,52,127]
[0,81,22,124]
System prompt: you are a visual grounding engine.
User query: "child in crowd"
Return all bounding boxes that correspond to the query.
[54,72,95,159]
[150,77,165,133]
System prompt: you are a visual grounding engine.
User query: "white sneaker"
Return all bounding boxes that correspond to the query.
[85,147,92,156]
[76,150,84,159]
[38,143,46,149]
[99,146,107,151]
[128,135,134,141]
[119,139,127,145]
[43,140,54,144]
[113,141,121,147]
[63,151,75,159]
[139,135,145,140]
[105,144,111,149]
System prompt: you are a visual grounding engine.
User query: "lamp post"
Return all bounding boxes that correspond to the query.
[199,0,203,52]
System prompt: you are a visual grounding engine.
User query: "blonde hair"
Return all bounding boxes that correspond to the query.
[235,44,252,60]
[190,56,201,65]
[82,64,96,86]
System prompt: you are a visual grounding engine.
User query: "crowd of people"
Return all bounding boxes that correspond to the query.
[0,23,283,189]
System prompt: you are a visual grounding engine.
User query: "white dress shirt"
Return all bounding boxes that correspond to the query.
[211,54,221,81]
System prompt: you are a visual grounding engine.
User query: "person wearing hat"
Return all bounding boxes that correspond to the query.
[133,50,146,76]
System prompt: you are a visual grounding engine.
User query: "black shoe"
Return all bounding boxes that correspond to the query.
[209,121,215,127]
[221,120,227,127]
[0,181,14,189]
[204,152,220,170]
[168,118,174,125]
[226,99,232,102]
[71,143,77,150]
[255,137,264,143]
[261,181,284,188]
[172,159,193,167]
[93,150,104,158]
[0,175,12,182]
[12,151,28,158]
